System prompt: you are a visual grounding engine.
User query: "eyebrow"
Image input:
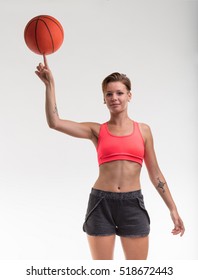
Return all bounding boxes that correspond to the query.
[106,90,123,93]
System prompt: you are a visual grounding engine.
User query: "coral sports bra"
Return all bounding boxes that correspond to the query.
[97,121,145,166]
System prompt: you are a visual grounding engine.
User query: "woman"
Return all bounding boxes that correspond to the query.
[35,55,185,260]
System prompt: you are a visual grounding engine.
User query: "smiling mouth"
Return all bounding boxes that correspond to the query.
[110,104,120,106]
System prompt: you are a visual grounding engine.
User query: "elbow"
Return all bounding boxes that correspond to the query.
[46,114,60,129]
[48,120,58,130]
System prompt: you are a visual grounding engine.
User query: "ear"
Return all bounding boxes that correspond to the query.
[128,91,132,102]
[103,99,106,104]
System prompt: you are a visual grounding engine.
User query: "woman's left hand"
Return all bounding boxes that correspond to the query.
[170,210,185,236]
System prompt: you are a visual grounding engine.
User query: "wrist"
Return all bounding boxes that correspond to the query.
[170,207,178,214]
[46,81,55,90]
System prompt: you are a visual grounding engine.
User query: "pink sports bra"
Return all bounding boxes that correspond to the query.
[97,121,145,166]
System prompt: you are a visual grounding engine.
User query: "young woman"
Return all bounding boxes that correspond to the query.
[35,55,185,260]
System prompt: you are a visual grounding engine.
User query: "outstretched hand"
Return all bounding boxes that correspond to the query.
[35,54,54,86]
[170,210,185,237]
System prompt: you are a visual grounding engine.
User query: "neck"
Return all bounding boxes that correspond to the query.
[109,111,131,125]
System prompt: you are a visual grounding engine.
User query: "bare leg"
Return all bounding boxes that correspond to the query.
[120,236,149,260]
[87,234,116,260]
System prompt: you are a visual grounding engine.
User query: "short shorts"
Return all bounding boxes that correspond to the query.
[83,188,150,237]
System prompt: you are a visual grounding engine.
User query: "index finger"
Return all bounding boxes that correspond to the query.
[43,54,49,68]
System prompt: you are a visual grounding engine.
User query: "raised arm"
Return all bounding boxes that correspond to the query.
[140,123,185,237]
[35,55,100,142]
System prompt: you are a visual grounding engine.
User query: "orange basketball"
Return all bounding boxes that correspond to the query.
[24,15,64,55]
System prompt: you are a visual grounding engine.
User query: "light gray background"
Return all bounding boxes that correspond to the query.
[0,0,197,260]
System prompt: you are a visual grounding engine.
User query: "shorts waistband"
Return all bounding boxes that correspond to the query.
[91,188,142,200]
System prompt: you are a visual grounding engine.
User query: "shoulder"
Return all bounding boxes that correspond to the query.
[137,122,153,144]
[138,122,151,132]
[84,122,103,146]
[82,122,102,138]
[91,122,102,134]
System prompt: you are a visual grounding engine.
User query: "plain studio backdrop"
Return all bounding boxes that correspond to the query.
[0,0,197,260]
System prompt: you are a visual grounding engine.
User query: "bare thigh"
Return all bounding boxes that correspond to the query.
[120,236,149,260]
[87,235,116,260]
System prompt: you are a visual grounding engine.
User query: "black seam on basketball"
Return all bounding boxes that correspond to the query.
[42,15,64,37]
[38,19,54,53]
[35,17,42,54]
[24,23,31,42]
[24,20,38,44]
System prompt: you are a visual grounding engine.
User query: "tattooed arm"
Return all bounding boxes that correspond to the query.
[140,123,185,236]
[35,55,100,141]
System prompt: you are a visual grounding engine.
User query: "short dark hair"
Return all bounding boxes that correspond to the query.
[102,72,131,93]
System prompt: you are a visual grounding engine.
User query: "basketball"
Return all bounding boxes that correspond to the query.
[24,15,64,55]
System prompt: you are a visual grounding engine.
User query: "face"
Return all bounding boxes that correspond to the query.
[103,81,132,113]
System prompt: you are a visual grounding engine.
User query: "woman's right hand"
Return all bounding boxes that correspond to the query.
[35,55,54,86]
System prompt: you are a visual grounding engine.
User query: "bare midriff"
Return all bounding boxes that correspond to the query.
[93,160,142,193]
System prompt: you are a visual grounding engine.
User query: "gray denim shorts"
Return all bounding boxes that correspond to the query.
[83,188,150,237]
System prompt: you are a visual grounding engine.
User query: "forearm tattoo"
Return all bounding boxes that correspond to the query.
[53,104,59,116]
[156,177,166,193]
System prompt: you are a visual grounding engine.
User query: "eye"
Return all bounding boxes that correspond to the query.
[117,91,124,95]
[106,92,112,97]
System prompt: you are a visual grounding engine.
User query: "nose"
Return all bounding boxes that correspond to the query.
[111,93,118,101]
